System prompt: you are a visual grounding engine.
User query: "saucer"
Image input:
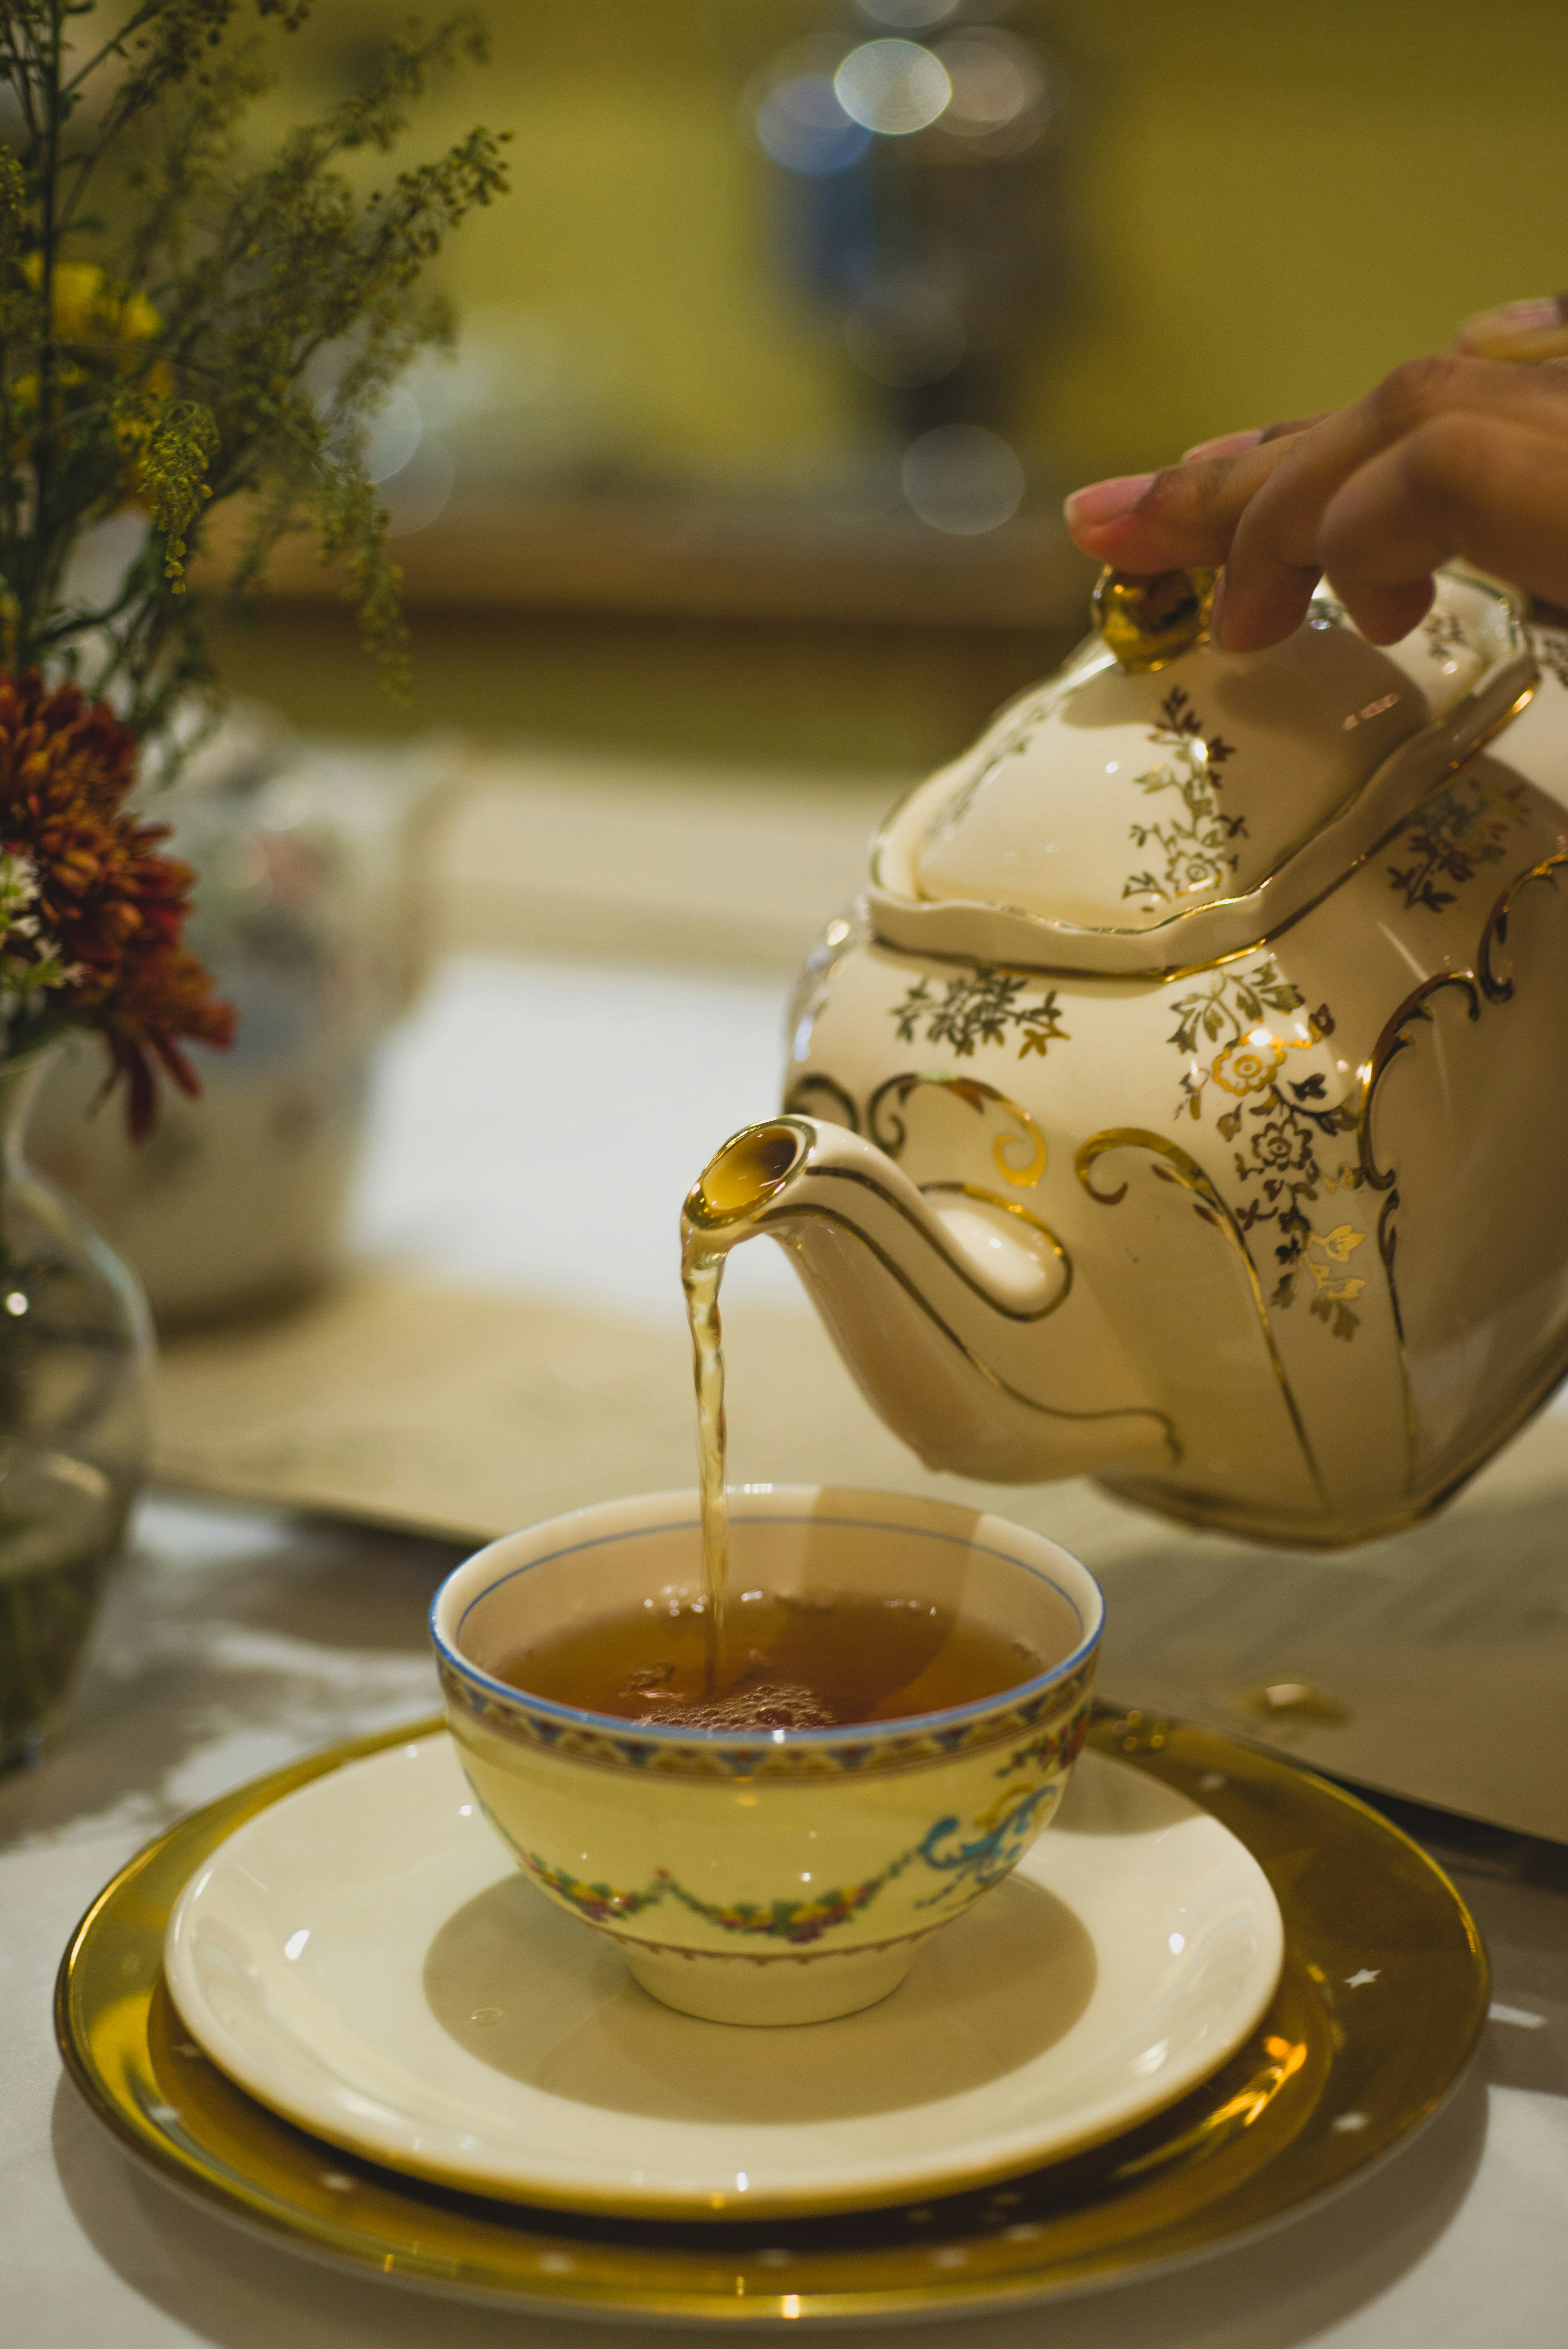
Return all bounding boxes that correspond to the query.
[162,1727,1282,2219]
[59,1711,1490,2322]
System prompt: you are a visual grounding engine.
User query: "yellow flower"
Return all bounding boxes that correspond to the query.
[1306,1224,1367,1301]
[1212,1030,1287,1095]
[13,259,171,421]
[11,258,179,518]
[21,254,163,349]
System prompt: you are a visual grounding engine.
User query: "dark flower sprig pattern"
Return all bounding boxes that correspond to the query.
[1421,607,1473,665]
[892,965,1069,1059]
[1535,628,1568,693]
[1123,685,1244,906]
[1386,770,1530,916]
[1169,958,1366,1341]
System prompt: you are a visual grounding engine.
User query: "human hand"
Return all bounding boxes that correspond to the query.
[1063,321,1568,652]
[1455,293,1568,362]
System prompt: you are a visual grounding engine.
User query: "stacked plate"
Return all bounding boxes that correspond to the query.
[56,1710,1488,2324]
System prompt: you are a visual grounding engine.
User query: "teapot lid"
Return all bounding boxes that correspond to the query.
[869,566,1533,977]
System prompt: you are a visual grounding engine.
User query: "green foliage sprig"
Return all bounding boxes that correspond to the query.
[0,1,510,740]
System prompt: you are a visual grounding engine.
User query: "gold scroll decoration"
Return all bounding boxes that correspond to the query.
[866,1071,1047,1189]
[1076,1128,1325,1508]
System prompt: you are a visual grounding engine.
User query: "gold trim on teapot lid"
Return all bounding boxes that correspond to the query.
[1092,566,1219,671]
[867,567,1534,976]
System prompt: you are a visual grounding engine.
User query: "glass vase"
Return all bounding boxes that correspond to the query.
[0,1050,153,1772]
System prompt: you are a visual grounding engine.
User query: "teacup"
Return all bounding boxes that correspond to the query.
[430,1485,1103,2026]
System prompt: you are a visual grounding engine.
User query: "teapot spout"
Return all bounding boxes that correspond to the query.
[684,1118,1174,1484]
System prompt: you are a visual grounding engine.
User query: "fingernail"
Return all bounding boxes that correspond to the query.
[1064,472,1156,529]
[1457,294,1568,356]
[1209,569,1228,643]
[1468,296,1565,333]
[1181,428,1264,462]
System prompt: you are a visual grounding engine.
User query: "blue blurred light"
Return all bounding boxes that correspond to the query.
[756,75,873,176]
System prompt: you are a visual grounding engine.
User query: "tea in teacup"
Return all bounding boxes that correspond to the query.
[496,1587,1045,1730]
[433,1486,1103,2023]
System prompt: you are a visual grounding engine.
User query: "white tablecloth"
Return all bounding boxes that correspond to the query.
[3,950,1566,2344]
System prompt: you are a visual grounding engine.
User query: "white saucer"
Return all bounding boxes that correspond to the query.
[164,1729,1283,2220]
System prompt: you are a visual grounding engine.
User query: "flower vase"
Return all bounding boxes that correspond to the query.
[0,1052,153,1771]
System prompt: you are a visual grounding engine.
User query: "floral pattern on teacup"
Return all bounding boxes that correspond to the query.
[473,1702,1090,1946]
[438,1653,1096,1781]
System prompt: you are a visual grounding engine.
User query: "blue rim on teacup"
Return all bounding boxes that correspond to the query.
[430,1485,1105,1780]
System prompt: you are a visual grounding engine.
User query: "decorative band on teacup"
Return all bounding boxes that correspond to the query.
[437,1652,1096,1782]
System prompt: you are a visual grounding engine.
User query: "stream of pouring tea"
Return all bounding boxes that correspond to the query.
[670,1207,1043,1729]
[680,1232,728,1689]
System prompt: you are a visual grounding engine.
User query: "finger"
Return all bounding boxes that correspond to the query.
[1456,294,1568,361]
[1319,409,1568,640]
[1182,427,1265,462]
[1217,355,1568,648]
[1180,416,1328,463]
[1064,433,1306,569]
[1069,360,1568,593]
[1258,413,1331,443]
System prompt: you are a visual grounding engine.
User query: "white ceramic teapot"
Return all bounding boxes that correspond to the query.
[687,566,1568,1547]
[30,720,454,1325]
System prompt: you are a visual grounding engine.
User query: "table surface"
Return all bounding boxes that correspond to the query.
[4,939,1567,2347]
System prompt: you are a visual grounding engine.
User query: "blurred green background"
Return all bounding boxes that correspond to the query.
[216,0,1568,773]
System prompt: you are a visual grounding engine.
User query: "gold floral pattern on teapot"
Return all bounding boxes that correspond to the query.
[695,568,1568,1547]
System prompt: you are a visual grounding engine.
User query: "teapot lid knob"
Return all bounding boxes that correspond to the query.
[1092,565,1219,670]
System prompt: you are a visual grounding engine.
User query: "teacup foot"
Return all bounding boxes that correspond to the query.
[623,1939,918,2026]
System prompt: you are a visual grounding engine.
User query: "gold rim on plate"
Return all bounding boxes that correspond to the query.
[54,1708,1489,2325]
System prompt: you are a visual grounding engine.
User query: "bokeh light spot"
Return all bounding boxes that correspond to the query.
[362,386,422,484]
[901,424,1025,535]
[935,30,1060,155]
[941,37,1030,130]
[856,0,962,28]
[383,436,454,538]
[835,40,951,137]
[755,74,871,176]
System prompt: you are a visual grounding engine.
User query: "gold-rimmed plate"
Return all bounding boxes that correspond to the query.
[55,1710,1489,2325]
[158,1729,1285,2217]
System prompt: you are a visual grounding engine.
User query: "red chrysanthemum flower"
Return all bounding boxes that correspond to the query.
[0,673,235,1137]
